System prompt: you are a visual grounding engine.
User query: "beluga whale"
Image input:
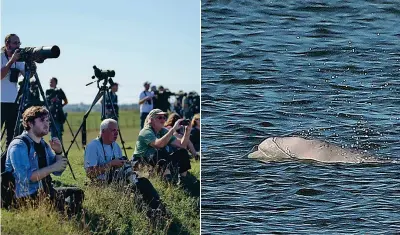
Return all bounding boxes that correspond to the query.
[248,137,380,164]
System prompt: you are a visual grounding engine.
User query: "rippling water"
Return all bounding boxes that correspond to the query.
[201,0,400,233]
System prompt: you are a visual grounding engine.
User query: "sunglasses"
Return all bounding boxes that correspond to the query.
[156,116,167,120]
[11,41,21,45]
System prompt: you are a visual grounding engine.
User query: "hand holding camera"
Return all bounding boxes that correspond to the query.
[109,159,126,168]
[173,118,184,131]
[10,49,21,63]
[180,119,190,126]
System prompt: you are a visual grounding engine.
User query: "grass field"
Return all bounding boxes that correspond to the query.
[1,110,200,235]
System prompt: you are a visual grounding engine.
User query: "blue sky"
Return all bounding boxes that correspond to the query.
[1,1,200,104]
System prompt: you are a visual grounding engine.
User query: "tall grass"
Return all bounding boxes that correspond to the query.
[1,110,200,235]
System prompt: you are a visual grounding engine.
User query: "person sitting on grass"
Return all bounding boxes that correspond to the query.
[132,109,193,186]
[190,113,200,157]
[84,118,165,215]
[4,106,84,214]
[164,112,199,160]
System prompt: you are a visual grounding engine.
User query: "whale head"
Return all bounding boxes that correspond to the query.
[248,137,293,162]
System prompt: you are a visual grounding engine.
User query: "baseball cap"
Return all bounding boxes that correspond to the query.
[147,109,168,119]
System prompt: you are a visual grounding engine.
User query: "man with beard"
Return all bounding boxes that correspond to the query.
[1,34,25,147]
[4,106,84,213]
[84,119,166,215]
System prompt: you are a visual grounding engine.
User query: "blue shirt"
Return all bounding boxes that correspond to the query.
[84,138,123,180]
[5,132,63,198]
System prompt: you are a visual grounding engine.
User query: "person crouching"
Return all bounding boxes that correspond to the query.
[84,119,165,214]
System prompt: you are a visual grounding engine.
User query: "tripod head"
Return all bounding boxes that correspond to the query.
[86,65,116,89]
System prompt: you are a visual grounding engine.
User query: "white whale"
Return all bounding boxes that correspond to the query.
[248,137,380,163]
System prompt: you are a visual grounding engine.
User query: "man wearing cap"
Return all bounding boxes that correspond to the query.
[138,81,154,129]
[132,109,193,184]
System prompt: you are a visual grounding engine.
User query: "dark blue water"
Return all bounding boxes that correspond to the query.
[201,0,400,233]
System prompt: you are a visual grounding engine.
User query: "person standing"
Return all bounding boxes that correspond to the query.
[138,81,154,129]
[1,34,25,147]
[45,77,68,142]
[101,82,119,121]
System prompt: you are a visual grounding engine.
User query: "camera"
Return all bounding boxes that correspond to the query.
[17,46,60,63]
[93,65,115,80]
[9,68,20,83]
[181,119,190,126]
[111,159,138,184]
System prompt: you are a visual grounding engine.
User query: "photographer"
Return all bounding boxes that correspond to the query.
[84,119,165,214]
[1,34,25,147]
[190,113,200,155]
[132,109,193,185]
[138,81,154,129]
[156,86,174,112]
[101,82,119,121]
[45,77,68,142]
[173,90,186,117]
[165,113,199,160]
[4,106,84,213]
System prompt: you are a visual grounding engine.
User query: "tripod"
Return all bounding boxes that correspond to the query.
[65,72,127,158]
[13,62,76,180]
[64,113,81,151]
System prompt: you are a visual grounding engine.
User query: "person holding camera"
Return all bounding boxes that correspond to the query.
[165,112,199,160]
[4,106,84,213]
[84,119,165,213]
[190,113,200,156]
[45,77,68,142]
[132,109,193,185]
[157,86,174,112]
[139,81,154,129]
[1,34,25,147]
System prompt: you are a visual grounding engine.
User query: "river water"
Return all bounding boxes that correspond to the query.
[201,0,400,233]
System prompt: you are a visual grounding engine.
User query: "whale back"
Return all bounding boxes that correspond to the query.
[249,137,379,163]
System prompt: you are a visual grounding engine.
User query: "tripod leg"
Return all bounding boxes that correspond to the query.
[65,118,81,151]
[65,88,104,155]
[105,90,128,158]
[34,73,77,180]
[13,70,32,139]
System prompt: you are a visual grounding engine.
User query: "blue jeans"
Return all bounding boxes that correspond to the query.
[50,121,63,142]
[140,112,149,129]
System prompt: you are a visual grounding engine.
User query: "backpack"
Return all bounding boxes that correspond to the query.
[1,136,31,209]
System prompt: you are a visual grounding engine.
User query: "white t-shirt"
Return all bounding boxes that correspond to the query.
[1,51,25,103]
[84,138,123,180]
[139,90,153,113]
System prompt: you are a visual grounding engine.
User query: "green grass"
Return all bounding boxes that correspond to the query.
[1,110,200,235]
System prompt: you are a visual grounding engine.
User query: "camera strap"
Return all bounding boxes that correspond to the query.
[98,137,116,162]
[3,50,17,68]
